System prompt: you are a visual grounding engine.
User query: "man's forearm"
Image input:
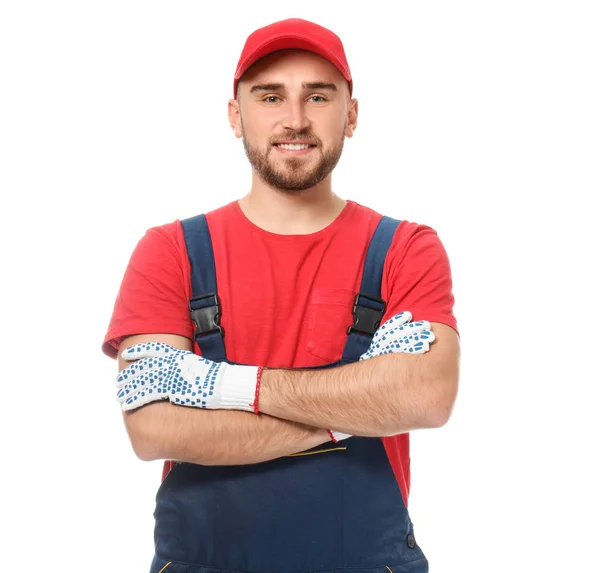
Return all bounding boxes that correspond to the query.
[124,401,330,465]
[258,324,460,436]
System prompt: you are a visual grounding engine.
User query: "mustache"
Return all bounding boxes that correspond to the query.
[269,131,321,146]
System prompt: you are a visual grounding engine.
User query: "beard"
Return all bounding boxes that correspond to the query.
[242,127,346,192]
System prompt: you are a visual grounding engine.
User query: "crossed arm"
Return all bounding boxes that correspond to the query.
[119,323,459,465]
[259,322,459,435]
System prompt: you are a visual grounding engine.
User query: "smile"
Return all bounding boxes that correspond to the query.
[275,143,315,150]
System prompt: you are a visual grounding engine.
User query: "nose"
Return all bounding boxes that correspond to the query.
[282,99,311,133]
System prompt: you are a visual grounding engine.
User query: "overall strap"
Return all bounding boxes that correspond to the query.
[340,216,401,363]
[180,214,227,362]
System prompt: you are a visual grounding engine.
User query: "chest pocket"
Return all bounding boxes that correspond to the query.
[306,287,356,364]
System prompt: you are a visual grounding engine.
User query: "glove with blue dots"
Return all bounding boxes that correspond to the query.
[116,343,260,413]
[359,310,435,361]
[328,310,435,442]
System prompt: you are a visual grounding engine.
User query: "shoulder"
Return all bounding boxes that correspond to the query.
[386,220,453,281]
[123,219,186,272]
[134,201,237,257]
[136,202,239,262]
[393,219,446,257]
[348,201,446,256]
[135,219,184,250]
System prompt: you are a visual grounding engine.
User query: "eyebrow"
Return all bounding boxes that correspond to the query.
[249,82,338,94]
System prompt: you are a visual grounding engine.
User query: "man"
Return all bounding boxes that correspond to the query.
[103,17,459,573]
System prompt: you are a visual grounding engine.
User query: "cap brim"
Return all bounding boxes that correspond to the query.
[234,35,352,95]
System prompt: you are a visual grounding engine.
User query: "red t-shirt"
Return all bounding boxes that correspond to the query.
[103,199,458,506]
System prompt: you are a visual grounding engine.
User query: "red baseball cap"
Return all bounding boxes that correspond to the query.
[233,18,353,97]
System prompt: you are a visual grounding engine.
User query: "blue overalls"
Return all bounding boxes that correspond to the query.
[149,215,429,573]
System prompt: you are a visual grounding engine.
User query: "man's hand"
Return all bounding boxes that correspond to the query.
[327,310,435,441]
[116,342,261,413]
[360,311,434,361]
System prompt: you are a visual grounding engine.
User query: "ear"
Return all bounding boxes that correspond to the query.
[228,98,243,139]
[345,98,358,138]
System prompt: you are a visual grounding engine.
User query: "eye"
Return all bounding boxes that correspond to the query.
[308,95,327,103]
[263,95,281,103]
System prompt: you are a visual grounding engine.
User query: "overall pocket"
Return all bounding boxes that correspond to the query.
[306,287,355,363]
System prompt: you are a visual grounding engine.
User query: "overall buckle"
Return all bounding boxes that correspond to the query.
[189,293,223,338]
[347,293,386,336]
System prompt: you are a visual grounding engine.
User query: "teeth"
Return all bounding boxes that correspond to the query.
[277,143,311,150]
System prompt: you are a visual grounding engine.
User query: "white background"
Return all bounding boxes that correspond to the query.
[1,1,598,571]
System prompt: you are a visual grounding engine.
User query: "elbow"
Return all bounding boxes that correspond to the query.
[122,403,218,465]
[122,408,162,462]
[132,439,159,462]
[383,385,456,435]
[425,402,454,429]
[425,375,459,428]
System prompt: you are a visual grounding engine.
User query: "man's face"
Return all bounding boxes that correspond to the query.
[230,50,357,192]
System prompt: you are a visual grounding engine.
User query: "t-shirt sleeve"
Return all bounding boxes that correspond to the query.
[381,221,458,335]
[101,221,193,359]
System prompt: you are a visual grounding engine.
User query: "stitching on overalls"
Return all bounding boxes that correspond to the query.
[386,566,394,573]
[287,446,347,457]
[157,562,172,573]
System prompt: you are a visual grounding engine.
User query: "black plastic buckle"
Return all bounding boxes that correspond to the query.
[347,293,386,336]
[189,293,223,339]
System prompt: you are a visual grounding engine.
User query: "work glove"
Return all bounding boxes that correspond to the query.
[359,310,435,360]
[327,310,435,442]
[117,343,262,413]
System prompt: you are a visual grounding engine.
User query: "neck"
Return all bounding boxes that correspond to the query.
[239,173,347,235]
